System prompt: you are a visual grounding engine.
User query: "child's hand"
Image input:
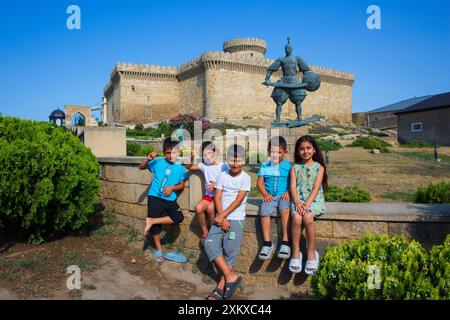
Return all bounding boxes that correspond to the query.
[214,214,224,226]
[163,186,174,197]
[207,181,215,193]
[263,194,274,203]
[299,202,309,216]
[295,201,306,214]
[147,150,158,161]
[220,219,231,232]
[281,192,290,202]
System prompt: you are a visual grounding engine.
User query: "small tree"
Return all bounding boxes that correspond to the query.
[0,115,100,244]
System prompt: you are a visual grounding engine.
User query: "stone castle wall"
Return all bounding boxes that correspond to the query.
[104,38,355,125]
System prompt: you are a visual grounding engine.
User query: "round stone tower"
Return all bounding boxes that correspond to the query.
[223,38,267,57]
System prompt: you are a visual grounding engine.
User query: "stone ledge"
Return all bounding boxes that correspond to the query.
[242,200,450,222]
[98,157,146,164]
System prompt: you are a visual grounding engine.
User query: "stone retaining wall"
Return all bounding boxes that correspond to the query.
[98,157,450,290]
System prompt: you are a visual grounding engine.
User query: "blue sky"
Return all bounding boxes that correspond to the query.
[0,0,449,121]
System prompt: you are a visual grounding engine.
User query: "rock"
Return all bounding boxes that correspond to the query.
[370,149,380,154]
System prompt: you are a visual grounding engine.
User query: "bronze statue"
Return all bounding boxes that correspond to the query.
[263,38,321,126]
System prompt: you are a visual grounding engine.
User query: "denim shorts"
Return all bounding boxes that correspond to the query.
[259,195,290,217]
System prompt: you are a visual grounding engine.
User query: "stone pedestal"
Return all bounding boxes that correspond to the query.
[269,126,309,161]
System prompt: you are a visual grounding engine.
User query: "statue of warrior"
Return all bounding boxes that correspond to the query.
[263,38,320,123]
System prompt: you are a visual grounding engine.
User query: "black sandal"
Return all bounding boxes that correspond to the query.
[224,277,242,300]
[206,287,224,300]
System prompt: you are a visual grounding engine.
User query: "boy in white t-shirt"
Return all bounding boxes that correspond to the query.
[185,141,228,246]
[204,144,251,300]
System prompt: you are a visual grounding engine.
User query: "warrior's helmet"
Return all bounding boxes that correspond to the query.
[285,37,293,55]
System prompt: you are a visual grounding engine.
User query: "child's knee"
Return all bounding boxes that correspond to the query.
[303,215,315,226]
[194,202,205,214]
[292,214,302,225]
[171,211,184,225]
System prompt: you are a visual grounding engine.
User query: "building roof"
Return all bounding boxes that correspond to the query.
[368,95,433,114]
[394,92,450,115]
[49,108,65,119]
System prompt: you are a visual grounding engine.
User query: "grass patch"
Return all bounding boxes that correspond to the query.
[381,191,415,202]
[63,248,98,271]
[400,141,438,148]
[396,151,450,162]
[121,227,140,245]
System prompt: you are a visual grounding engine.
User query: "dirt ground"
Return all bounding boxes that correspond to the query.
[247,143,450,202]
[0,212,303,300]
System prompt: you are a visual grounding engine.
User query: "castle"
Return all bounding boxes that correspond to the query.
[103,38,355,126]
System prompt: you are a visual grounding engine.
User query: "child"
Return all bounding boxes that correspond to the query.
[185,141,229,246]
[257,136,292,260]
[289,135,327,274]
[138,138,188,263]
[204,144,251,300]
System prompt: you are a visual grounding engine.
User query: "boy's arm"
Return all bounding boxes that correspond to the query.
[184,164,201,170]
[138,151,158,170]
[219,190,248,218]
[214,188,224,216]
[163,180,185,197]
[257,177,273,203]
[184,150,201,170]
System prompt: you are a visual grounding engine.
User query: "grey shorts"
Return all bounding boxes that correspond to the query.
[204,220,245,267]
[259,195,291,217]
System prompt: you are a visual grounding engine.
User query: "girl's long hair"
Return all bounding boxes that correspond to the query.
[294,135,328,191]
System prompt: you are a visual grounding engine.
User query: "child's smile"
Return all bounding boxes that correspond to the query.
[299,142,315,162]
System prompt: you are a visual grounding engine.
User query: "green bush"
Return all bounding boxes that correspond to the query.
[348,137,392,153]
[325,185,372,202]
[310,233,450,300]
[134,124,144,131]
[414,182,450,204]
[0,116,99,243]
[126,141,161,157]
[316,139,342,151]
[126,141,142,156]
[400,141,438,148]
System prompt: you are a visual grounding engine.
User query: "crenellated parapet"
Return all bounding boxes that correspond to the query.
[223,37,267,56]
[175,51,355,84]
[104,63,178,94]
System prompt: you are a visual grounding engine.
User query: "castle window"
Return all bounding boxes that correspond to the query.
[145,107,152,118]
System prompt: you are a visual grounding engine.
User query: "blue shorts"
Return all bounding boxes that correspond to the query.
[259,195,290,217]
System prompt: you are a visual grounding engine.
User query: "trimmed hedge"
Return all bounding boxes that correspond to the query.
[0,115,99,244]
[310,233,450,300]
[325,185,372,202]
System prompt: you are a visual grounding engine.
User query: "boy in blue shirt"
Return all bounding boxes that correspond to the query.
[138,138,187,263]
[257,136,292,260]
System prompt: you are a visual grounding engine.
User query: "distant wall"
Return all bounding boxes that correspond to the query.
[82,128,126,157]
[397,107,450,146]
